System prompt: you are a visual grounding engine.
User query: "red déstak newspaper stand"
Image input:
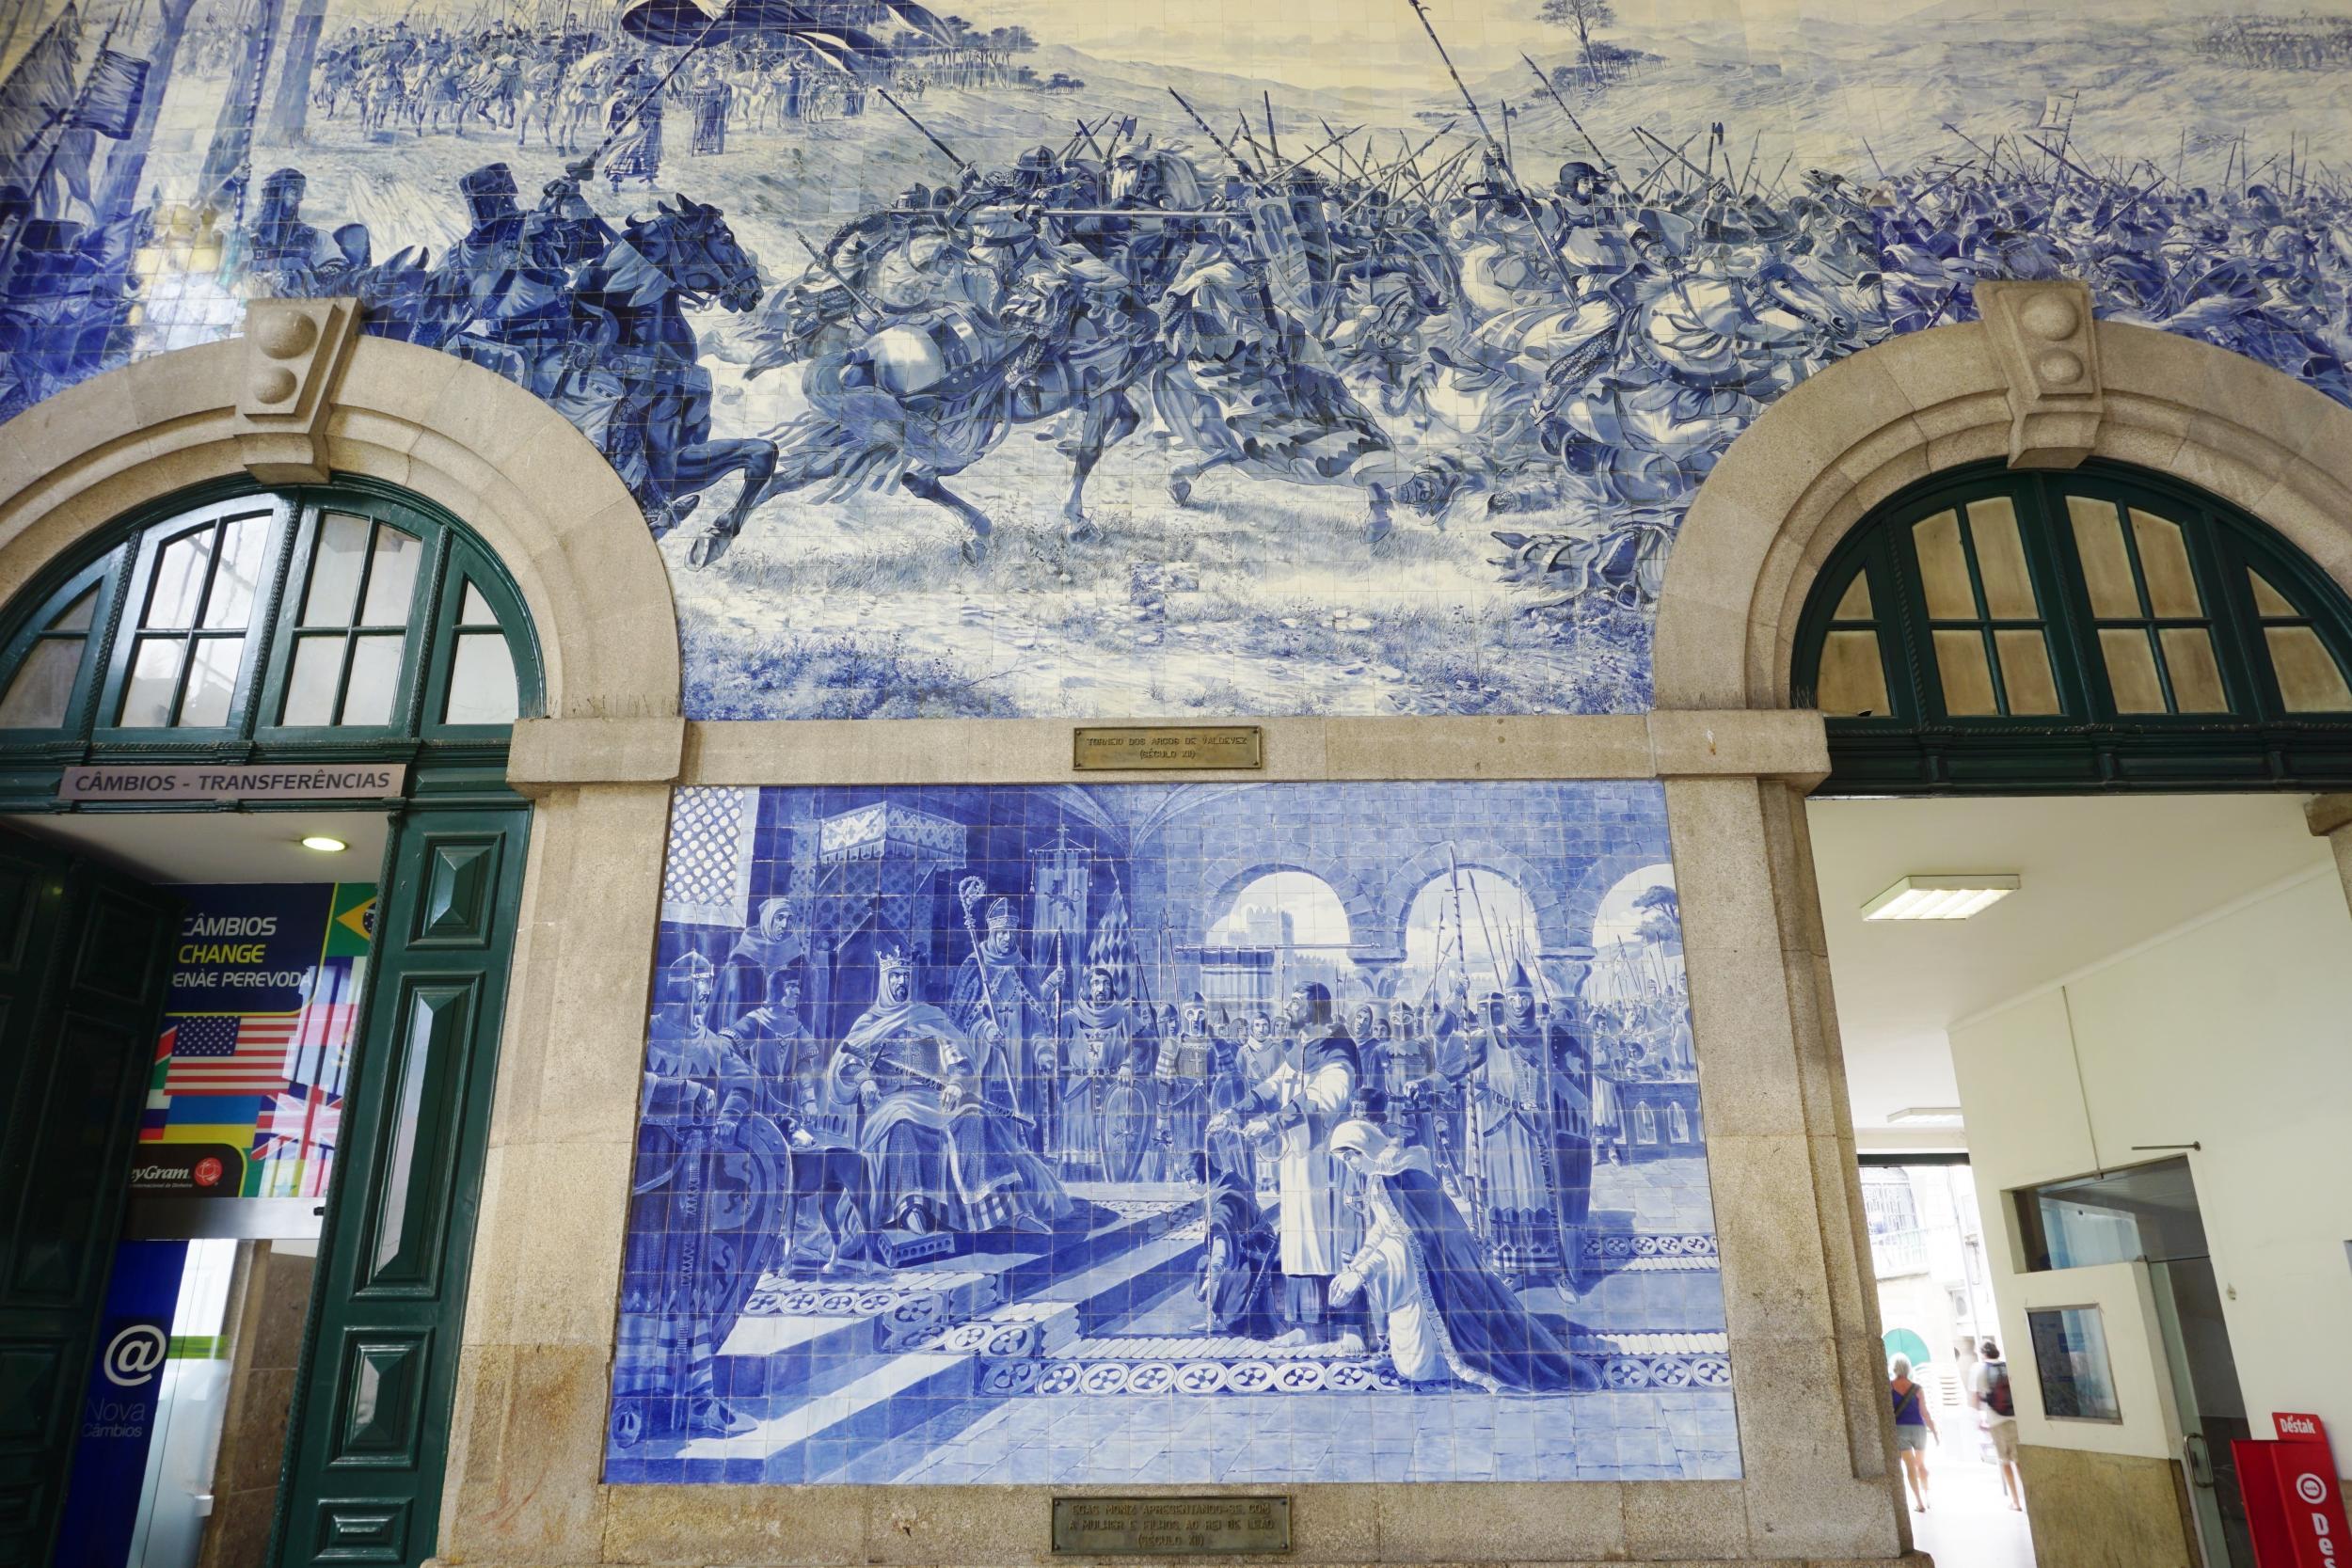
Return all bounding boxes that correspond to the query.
[2235,1412,2352,1568]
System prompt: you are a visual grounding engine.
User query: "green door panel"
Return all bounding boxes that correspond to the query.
[0,835,178,1568]
[273,806,530,1568]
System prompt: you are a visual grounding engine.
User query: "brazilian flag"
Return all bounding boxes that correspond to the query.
[326,883,378,958]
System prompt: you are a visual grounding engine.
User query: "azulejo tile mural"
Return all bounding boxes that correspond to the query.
[608,782,1732,1485]
[3,0,2349,718]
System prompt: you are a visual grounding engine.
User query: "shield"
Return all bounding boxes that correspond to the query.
[1098,1076,1152,1180]
[1241,193,1327,326]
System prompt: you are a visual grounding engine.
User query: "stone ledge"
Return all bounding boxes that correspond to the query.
[509,716,688,789]
[676,712,1827,785]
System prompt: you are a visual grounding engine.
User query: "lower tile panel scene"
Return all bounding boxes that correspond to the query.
[608,782,1738,1485]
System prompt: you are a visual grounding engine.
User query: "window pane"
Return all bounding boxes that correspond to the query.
[0,638,83,727]
[2265,626,2352,712]
[1933,629,1998,715]
[2158,628,2229,712]
[2129,509,2203,618]
[2099,627,2168,713]
[49,586,98,632]
[1994,629,2061,716]
[341,634,405,726]
[2069,497,2139,618]
[1967,499,2039,619]
[2248,569,2297,620]
[201,515,269,629]
[147,529,215,629]
[1830,572,1871,622]
[281,634,343,727]
[459,581,498,627]
[303,513,371,626]
[358,527,421,626]
[1914,510,1975,619]
[179,636,243,727]
[445,632,519,725]
[119,636,185,726]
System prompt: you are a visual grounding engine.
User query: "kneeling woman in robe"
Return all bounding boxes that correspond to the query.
[1327,1119,1599,1391]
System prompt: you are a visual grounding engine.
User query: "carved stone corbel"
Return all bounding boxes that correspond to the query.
[1976,277,2103,468]
[232,297,362,483]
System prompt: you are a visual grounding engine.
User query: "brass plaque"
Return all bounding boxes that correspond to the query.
[1051,1496,1291,1556]
[1072,725,1263,771]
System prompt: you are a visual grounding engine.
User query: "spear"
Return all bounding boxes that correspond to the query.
[792,225,882,325]
[872,78,965,170]
[1402,0,1572,285]
[1518,52,1612,171]
[1263,89,1281,162]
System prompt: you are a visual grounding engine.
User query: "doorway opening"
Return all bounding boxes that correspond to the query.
[0,480,540,1568]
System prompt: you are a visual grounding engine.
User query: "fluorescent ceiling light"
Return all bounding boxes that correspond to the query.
[299,834,348,853]
[1861,874,2019,922]
[1887,1106,1966,1127]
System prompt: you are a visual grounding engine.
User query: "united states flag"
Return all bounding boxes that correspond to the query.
[161,1014,299,1095]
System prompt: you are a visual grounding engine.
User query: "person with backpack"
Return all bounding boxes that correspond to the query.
[1888,1354,1941,1511]
[1970,1338,2026,1511]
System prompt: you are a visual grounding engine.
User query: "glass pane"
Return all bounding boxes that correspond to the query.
[459,581,498,627]
[2129,509,2203,618]
[179,636,243,727]
[1830,572,1871,622]
[358,527,421,626]
[2099,627,2168,713]
[146,528,215,630]
[0,637,83,727]
[2265,626,2352,712]
[2069,496,2139,618]
[2248,569,2297,620]
[280,634,344,727]
[304,514,372,627]
[1914,510,1975,619]
[49,586,98,632]
[201,515,269,629]
[2158,627,2229,713]
[119,636,185,726]
[1967,499,2039,619]
[2026,1307,2123,1423]
[341,634,405,726]
[1932,629,1998,715]
[1994,629,2061,716]
[445,633,519,725]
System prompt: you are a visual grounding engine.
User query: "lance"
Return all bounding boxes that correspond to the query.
[1402,0,1572,284]
[1168,85,1261,182]
[1519,52,1611,172]
[791,225,883,325]
[1235,112,1271,173]
[579,1,734,178]
[1263,90,1281,162]
[1630,124,1724,197]
[873,77,964,170]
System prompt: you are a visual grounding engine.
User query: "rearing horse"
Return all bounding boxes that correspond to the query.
[552,196,779,544]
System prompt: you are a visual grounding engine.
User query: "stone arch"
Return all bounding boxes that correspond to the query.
[1199,858,1378,951]
[1655,288,2352,713]
[1375,839,1579,962]
[0,303,680,722]
[1562,852,1681,955]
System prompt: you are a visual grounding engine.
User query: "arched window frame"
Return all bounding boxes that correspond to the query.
[0,479,543,774]
[1793,461,2352,792]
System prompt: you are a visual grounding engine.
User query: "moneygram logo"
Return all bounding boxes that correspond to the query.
[2297,1471,2329,1505]
[103,1324,166,1387]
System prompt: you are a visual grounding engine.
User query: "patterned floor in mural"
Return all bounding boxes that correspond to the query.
[602,1159,1739,1485]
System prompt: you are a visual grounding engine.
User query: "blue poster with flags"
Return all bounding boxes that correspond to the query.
[53,1240,187,1568]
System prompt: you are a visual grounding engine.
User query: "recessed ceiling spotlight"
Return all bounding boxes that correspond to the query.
[299,835,348,854]
[1861,875,2019,922]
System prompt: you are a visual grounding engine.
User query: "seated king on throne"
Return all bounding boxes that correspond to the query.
[830,945,1071,1237]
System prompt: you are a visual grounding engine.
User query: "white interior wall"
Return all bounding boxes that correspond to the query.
[1948,866,2352,1455]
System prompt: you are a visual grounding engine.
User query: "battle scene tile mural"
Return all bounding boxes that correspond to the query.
[4,0,2352,717]
[607,782,1734,1486]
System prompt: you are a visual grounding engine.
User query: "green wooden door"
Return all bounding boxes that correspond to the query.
[0,833,178,1568]
[273,805,530,1568]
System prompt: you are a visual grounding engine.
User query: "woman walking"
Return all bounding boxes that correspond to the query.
[1889,1355,1940,1511]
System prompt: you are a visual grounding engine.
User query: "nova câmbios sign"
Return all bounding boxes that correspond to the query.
[56,764,406,802]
